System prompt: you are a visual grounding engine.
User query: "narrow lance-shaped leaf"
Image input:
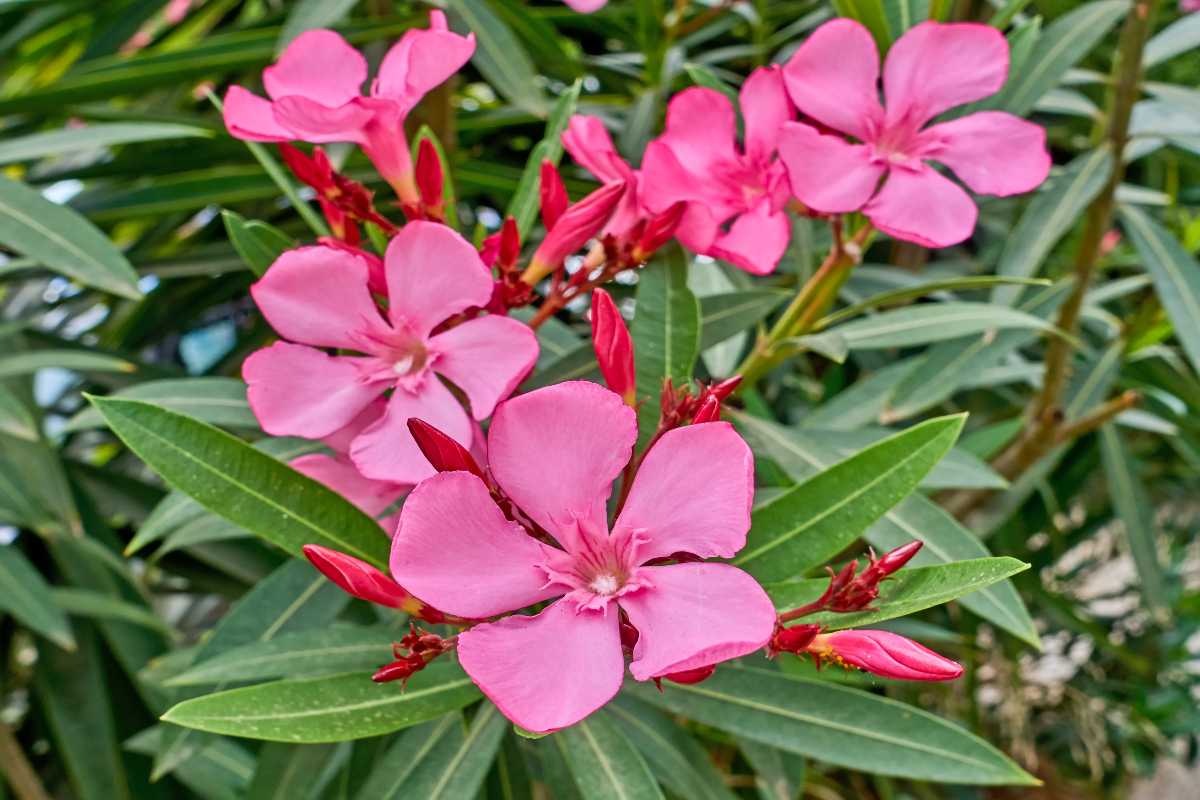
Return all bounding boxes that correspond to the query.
[66,377,256,433]
[827,302,1061,351]
[0,544,76,650]
[504,79,581,236]
[557,711,665,800]
[222,210,293,277]
[0,122,211,165]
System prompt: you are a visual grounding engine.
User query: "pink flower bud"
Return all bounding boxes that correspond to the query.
[540,160,568,231]
[415,138,445,216]
[302,544,412,609]
[690,395,720,424]
[525,181,625,283]
[590,288,636,405]
[869,541,923,579]
[817,630,963,682]
[406,418,486,481]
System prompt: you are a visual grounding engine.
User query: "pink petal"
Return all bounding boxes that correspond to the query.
[430,315,538,420]
[658,88,739,182]
[243,343,385,438]
[822,630,963,681]
[290,453,406,524]
[883,22,1008,128]
[778,122,885,213]
[223,86,291,141]
[322,397,387,454]
[613,422,753,561]
[740,66,792,164]
[709,201,791,276]
[487,382,636,547]
[361,112,416,199]
[263,30,367,106]
[250,245,390,351]
[562,115,633,184]
[620,563,776,680]
[374,18,476,110]
[349,377,474,484]
[390,471,559,618]
[922,111,1050,197]
[564,0,608,11]
[673,201,721,254]
[457,600,624,733]
[782,19,884,141]
[271,95,375,144]
[864,168,978,248]
[384,221,493,337]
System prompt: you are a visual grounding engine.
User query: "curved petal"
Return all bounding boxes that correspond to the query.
[883,22,1008,128]
[639,140,708,210]
[223,86,291,141]
[488,381,636,547]
[390,471,559,618]
[271,95,375,143]
[564,0,608,10]
[778,122,885,213]
[864,167,978,248]
[250,246,390,350]
[322,397,387,454]
[740,66,792,164]
[290,453,406,525]
[621,563,776,681]
[349,378,473,484]
[243,343,385,438]
[430,315,538,420]
[613,422,753,561]
[263,29,367,106]
[457,600,624,733]
[922,111,1050,197]
[782,18,884,141]
[709,202,791,276]
[384,221,494,336]
[658,88,739,179]
[563,115,633,184]
[374,15,476,109]
[673,201,721,254]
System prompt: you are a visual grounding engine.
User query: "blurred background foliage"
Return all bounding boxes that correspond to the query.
[0,0,1198,798]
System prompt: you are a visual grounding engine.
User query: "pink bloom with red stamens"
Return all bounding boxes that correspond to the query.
[243,222,537,484]
[222,12,474,204]
[640,66,794,275]
[778,19,1050,248]
[390,381,777,733]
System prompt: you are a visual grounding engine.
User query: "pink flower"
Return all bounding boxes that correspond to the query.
[222,12,474,204]
[562,115,643,236]
[243,222,538,484]
[640,67,794,275]
[814,629,963,681]
[778,19,1050,248]
[564,0,607,11]
[390,381,777,733]
[1183,0,1200,12]
[292,452,407,534]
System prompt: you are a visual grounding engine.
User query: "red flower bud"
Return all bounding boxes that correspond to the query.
[499,217,521,269]
[706,375,742,403]
[372,653,427,684]
[540,160,568,232]
[663,664,716,685]
[590,288,636,406]
[690,396,720,424]
[406,418,487,481]
[619,620,640,652]
[525,182,625,284]
[279,143,335,193]
[867,541,923,581]
[415,138,444,215]
[302,544,413,609]
[816,630,963,682]
[771,623,821,655]
[635,201,686,259]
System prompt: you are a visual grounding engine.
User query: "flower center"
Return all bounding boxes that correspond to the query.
[391,344,427,376]
[588,573,621,596]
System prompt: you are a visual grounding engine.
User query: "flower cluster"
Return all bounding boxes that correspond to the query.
[219,12,1032,733]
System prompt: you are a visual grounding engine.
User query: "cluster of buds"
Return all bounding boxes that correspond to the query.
[279,145,399,243]
[783,541,924,620]
[770,625,963,682]
[660,375,742,428]
[372,623,455,685]
[301,544,457,625]
[481,218,533,312]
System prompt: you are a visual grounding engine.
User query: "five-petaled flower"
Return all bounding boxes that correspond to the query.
[641,66,794,275]
[390,381,777,733]
[222,11,474,205]
[778,19,1051,248]
[243,221,538,484]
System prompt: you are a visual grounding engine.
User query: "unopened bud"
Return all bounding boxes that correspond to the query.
[816,630,963,682]
[635,201,686,259]
[302,544,445,623]
[406,418,486,481]
[771,623,821,655]
[590,288,636,406]
[523,181,625,284]
[707,375,742,402]
[415,138,445,217]
[662,664,716,685]
[540,160,568,231]
[499,217,521,268]
[690,396,720,424]
[867,541,922,580]
[279,143,335,193]
[372,653,427,684]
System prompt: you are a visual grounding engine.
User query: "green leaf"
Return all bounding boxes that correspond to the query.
[632,249,700,447]
[356,715,462,799]
[161,663,482,742]
[0,544,75,650]
[992,149,1113,306]
[51,587,175,636]
[738,738,806,800]
[248,742,345,800]
[166,625,394,687]
[983,0,1129,116]
[65,377,255,433]
[733,410,1040,647]
[505,79,581,236]
[820,276,1052,329]
[683,62,739,104]
[1099,425,1170,619]
[0,173,141,299]
[125,726,254,800]
[1144,11,1200,68]
[794,428,1006,490]
[832,0,892,51]
[446,0,547,116]
[1119,205,1200,378]
[827,302,1061,350]
[734,414,965,582]
[0,386,39,441]
[632,667,1038,786]
[87,397,389,568]
[557,712,665,800]
[883,0,928,37]
[368,705,506,800]
[0,349,136,378]
[277,0,360,51]
[0,122,211,165]
[698,289,789,350]
[766,557,1029,629]
[221,210,293,276]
